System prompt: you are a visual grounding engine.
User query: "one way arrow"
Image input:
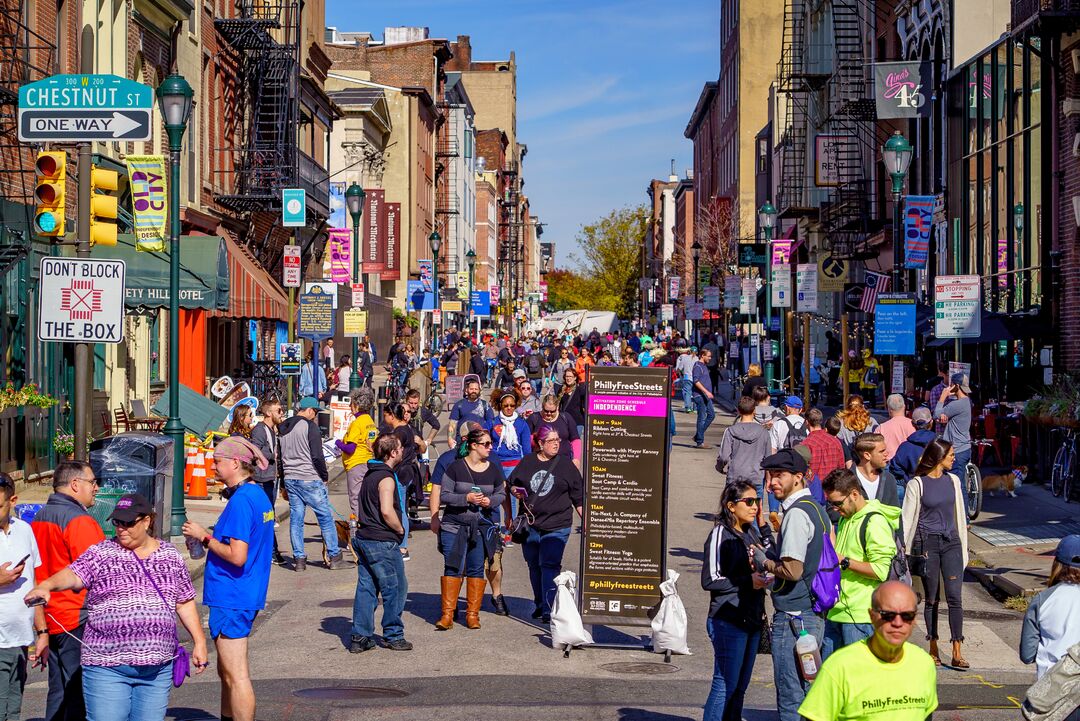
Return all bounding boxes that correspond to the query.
[107,111,142,138]
[18,108,151,142]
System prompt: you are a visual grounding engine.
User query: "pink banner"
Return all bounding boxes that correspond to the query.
[588,395,667,418]
[328,228,352,283]
[771,239,794,267]
[997,238,1007,288]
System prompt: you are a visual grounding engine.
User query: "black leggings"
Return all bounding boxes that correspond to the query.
[920,532,964,642]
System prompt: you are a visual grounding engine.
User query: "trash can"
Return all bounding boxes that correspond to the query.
[90,433,174,538]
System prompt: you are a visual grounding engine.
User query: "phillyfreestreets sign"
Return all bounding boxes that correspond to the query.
[38,258,126,343]
[580,367,670,626]
[19,74,152,142]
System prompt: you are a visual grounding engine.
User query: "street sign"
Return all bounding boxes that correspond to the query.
[470,291,490,317]
[297,286,335,341]
[796,264,818,313]
[817,252,849,292]
[891,360,906,394]
[282,245,301,288]
[739,278,755,314]
[724,276,740,309]
[278,342,302,375]
[934,274,981,339]
[686,301,704,320]
[351,282,365,307]
[737,243,768,268]
[703,286,720,310]
[38,257,126,343]
[18,74,152,142]
[771,268,792,307]
[441,300,463,313]
[342,309,368,337]
[874,292,917,355]
[433,309,442,325]
[660,303,674,322]
[282,188,306,227]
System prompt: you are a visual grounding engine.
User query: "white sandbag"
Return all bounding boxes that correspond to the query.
[650,569,691,655]
[550,570,593,648]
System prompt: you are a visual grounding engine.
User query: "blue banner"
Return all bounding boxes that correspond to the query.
[470,291,490,317]
[873,292,917,356]
[407,280,434,312]
[903,195,934,269]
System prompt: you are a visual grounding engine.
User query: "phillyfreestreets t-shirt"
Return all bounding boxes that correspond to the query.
[798,638,938,721]
[508,453,583,531]
[203,482,275,611]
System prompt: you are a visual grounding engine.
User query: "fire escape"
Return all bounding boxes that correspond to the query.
[214,0,302,267]
[499,161,521,310]
[435,101,460,274]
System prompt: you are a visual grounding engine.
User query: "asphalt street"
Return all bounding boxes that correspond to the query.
[20,404,1040,720]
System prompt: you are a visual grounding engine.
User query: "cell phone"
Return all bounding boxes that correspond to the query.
[469,486,482,495]
[24,596,45,607]
[13,553,31,568]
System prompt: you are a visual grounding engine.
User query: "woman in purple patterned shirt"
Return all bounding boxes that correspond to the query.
[25,493,208,721]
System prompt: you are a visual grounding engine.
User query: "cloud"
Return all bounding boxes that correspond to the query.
[521,76,620,121]
[534,105,689,145]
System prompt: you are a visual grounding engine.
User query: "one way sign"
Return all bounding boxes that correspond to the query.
[18,74,153,142]
[19,110,150,141]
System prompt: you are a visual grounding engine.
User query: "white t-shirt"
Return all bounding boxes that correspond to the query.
[778,489,815,563]
[855,467,881,501]
[0,517,41,647]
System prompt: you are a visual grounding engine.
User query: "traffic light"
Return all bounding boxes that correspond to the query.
[89,165,119,247]
[33,151,66,237]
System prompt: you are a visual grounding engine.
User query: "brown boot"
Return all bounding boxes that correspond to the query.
[465,577,485,629]
[435,576,462,630]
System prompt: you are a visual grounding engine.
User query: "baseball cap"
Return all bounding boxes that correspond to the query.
[785,395,804,409]
[1055,535,1080,568]
[950,372,972,394]
[761,448,809,474]
[298,396,320,410]
[107,493,153,523]
[512,368,527,379]
[912,406,933,427]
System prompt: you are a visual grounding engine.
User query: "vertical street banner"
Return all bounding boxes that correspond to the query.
[873,61,932,118]
[997,238,1008,288]
[418,259,434,293]
[697,265,712,292]
[327,228,351,283]
[490,285,500,305]
[796,263,818,313]
[771,238,794,267]
[363,189,385,272]
[724,276,741,309]
[125,156,167,252]
[660,303,674,322]
[456,270,470,300]
[903,195,934,269]
[328,182,346,229]
[380,202,401,281]
[539,282,548,302]
[580,366,670,626]
[703,285,720,310]
[667,276,680,302]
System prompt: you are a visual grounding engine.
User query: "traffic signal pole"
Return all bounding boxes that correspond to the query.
[73,34,93,461]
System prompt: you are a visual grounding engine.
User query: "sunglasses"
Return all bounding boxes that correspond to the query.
[873,608,917,623]
[111,517,144,529]
[542,437,561,444]
[827,494,851,509]
[474,441,493,448]
[733,497,759,507]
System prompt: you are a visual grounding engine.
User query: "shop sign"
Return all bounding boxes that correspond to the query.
[580,366,670,626]
[873,61,932,118]
[737,243,768,268]
[817,252,849,292]
[934,275,981,339]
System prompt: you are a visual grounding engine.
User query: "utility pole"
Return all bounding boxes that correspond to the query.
[73,30,93,461]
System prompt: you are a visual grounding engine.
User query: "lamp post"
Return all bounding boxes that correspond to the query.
[758,201,777,383]
[691,240,702,340]
[156,73,194,539]
[429,231,441,355]
[346,184,365,389]
[882,131,913,291]
[466,248,476,335]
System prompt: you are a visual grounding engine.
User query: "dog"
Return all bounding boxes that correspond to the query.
[981,466,1027,497]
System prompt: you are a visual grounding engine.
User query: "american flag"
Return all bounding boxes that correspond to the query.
[860,271,890,312]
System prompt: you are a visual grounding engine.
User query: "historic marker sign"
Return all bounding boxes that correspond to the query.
[297,286,335,341]
[19,74,152,142]
[580,366,670,626]
[38,257,126,343]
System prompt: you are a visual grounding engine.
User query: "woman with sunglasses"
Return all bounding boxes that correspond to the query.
[25,493,209,721]
[558,368,587,442]
[435,428,507,629]
[701,480,772,721]
[526,395,578,460]
[901,437,969,668]
[486,390,532,480]
[509,426,584,622]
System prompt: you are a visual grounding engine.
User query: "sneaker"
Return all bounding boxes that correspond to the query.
[401,549,411,561]
[531,606,544,619]
[327,552,350,570]
[272,550,286,565]
[348,636,377,654]
[294,557,306,572]
[384,638,413,651]
[541,614,551,624]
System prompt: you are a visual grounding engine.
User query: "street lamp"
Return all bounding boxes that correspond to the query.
[429,231,441,355]
[346,184,365,389]
[156,72,194,539]
[466,248,476,333]
[1014,202,1024,241]
[882,131,913,290]
[758,201,777,382]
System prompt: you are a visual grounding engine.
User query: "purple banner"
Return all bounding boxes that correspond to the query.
[903,195,934,269]
[588,395,667,418]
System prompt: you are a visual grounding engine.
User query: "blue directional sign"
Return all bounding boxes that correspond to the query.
[282,189,306,227]
[18,74,153,142]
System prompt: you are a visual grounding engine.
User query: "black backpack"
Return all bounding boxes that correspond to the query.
[780,417,810,449]
[858,511,912,585]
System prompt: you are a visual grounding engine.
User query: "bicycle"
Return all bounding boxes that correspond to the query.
[1051,427,1077,502]
[963,461,983,521]
[768,376,791,407]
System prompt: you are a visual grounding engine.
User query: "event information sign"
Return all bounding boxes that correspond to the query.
[873,292,917,356]
[580,366,670,626]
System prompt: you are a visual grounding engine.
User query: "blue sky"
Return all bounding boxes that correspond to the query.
[325,0,719,266]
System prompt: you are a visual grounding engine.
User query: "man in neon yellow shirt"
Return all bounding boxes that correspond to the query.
[798,581,937,721]
[336,389,379,517]
[821,467,903,658]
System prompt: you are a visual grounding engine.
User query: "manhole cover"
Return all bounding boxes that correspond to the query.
[598,662,680,675]
[293,686,409,700]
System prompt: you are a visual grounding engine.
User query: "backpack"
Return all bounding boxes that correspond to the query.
[795,499,841,614]
[858,511,912,585]
[526,352,542,374]
[863,364,880,385]
[780,417,810,449]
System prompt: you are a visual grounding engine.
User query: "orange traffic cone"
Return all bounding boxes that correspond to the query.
[204,446,216,483]
[183,446,196,494]
[186,450,209,500]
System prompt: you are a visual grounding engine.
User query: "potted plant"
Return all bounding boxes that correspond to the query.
[52,429,75,460]
[0,383,59,413]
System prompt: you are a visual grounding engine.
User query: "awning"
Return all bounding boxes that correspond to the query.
[210,236,290,321]
[88,235,230,310]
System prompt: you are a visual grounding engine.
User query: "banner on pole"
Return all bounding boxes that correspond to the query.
[771,239,794,267]
[380,202,401,281]
[903,195,934,269]
[126,155,167,252]
[419,259,433,293]
[456,271,470,300]
[490,285,500,305]
[873,61,932,119]
[327,228,351,283]
[363,189,385,271]
[667,276,680,302]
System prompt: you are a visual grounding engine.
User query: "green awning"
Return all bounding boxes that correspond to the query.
[85,235,230,310]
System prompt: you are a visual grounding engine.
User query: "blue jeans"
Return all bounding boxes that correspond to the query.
[46,623,85,721]
[531,379,543,395]
[771,610,824,721]
[681,377,694,410]
[284,479,340,559]
[704,616,760,721]
[440,525,487,578]
[694,395,716,445]
[953,447,972,474]
[351,538,408,641]
[396,480,410,549]
[521,526,571,614]
[83,662,172,721]
[822,619,874,660]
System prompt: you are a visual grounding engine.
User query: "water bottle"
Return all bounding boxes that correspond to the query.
[349,514,357,535]
[185,534,205,560]
[795,630,821,681]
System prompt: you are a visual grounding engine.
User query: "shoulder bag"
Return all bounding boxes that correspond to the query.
[133,550,191,687]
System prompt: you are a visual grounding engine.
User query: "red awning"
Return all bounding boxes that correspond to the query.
[210,235,290,321]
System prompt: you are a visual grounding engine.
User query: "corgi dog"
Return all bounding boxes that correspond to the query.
[981,466,1027,497]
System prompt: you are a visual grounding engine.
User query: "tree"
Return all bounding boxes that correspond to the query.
[545,268,592,312]
[670,196,740,287]
[559,204,648,317]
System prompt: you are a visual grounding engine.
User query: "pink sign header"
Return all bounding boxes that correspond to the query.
[588,395,667,418]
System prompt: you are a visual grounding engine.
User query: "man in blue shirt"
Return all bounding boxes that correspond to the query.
[692,348,716,448]
[183,436,274,721]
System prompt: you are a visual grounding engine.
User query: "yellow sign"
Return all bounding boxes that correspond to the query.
[456,271,470,299]
[441,300,463,313]
[125,155,167,252]
[817,252,849,292]
[342,309,367,337]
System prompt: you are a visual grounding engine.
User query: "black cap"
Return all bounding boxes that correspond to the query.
[761,448,809,474]
[107,493,153,523]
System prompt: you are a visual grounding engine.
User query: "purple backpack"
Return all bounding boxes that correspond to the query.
[796,499,841,614]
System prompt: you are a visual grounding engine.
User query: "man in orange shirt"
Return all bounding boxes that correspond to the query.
[31,460,104,721]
